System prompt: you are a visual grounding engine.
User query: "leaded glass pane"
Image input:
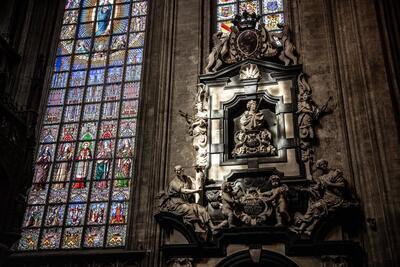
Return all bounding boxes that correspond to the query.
[84,226,104,247]
[215,0,285,33]
[20,0,147,251]
[62,227,83,249]
[106,225,126,247]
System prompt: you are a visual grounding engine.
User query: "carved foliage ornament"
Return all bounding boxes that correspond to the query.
[205,11,298,73]
[179,84,208,168]
[297,73,332,162]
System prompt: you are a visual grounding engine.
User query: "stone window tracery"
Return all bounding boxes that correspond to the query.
[18,0,148,251]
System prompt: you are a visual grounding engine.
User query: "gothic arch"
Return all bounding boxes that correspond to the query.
[216,250,299,267]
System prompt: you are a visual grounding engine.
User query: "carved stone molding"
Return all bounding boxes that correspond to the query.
[167,258,193,267]
[321,255,349,267]
[239,63,260,80]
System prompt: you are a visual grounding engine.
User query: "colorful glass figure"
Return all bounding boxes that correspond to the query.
[20,0,147,251]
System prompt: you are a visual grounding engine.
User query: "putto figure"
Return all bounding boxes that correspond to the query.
[264,175,289,226]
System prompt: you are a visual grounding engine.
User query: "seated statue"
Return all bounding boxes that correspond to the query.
[239,100,264,131]
[291,160,357,235]
[232,100,277,157]
[159,165,217,233]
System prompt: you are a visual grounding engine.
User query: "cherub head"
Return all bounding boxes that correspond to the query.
[221,181,233,193]
[269,174,281,187]
[315,159,328,171]
[174,165,184,177]
[246,100,257,111]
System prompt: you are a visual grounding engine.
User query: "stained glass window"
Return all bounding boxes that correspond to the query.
[19,0,148,251]
[216,0,284,35]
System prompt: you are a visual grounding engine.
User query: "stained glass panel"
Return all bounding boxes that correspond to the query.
[106,225,126,247]
[130,17,146,32]
[61,25,76,39]
[19,229,40,250]
[217,4,237,20]
[87,203,108,225]
[75,39,91,54]
[239,1,260,15]
[66,204,86,226]
[114,4,131,18]
[109,50,126,66]
[91,181,111,201]
[84,226,105,247]
[52,162,73,184]
[23,206,44,228]
[64,105,81,122]
[20,0,147,251]
[40,125,59,143]
[132,2,147,16]
[80,8,96,23]
[127,48,143,64]
[45,205,65,227]
[123,82,140,99]
[125,65,141,81]
[102,102,120,119]
[99,120,118,138]
[51,73,69,88]
[263,12,284,31]
[49,183,69,203]
[216,0,285,33]
[113,19,129,35]
[104,84,121,100]
[80,122,98,140]
[119,119,136,137]
[57,41,74,55]
[54,56,71,72]
[262,0,283,13]
[73,55,89,70]
[85,86,103,102]
[121,100,138,117]
[28,186,48,205]
[112,182,130,201]
[128,32,145,48]
[40,228,62,249]
[109,202,127,224]
[115,157,132,179]
[83,103,101,121]
[60,123,79,141]
[62,227,83,249]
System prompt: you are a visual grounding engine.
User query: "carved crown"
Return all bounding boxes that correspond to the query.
[232,10,261,31]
